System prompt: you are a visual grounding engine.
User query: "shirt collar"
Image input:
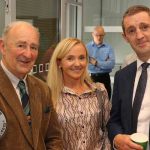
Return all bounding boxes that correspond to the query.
[1,60,27,88]
[62,80,104,95]
[136,58,150,70]
[91,40,105,47]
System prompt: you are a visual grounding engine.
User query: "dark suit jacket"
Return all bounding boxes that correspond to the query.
[0,66,62,150]
[107,61,137,145]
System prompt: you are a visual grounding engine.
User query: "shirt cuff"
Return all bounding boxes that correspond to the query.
[113,139,118,150]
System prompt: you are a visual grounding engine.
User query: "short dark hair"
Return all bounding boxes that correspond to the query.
[122,5,150,33]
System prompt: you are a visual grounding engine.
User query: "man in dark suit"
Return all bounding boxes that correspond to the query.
[107,5,150,150]
[0,21,62,149]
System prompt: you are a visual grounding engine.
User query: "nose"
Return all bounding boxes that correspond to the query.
[136,28,144,39]
[23,47,32,58]
[74,59,80,66]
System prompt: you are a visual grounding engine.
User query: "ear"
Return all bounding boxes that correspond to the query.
[122,32,129,43]
[92,32,95,38]
[57,59,61,68]
[0,38,5,54]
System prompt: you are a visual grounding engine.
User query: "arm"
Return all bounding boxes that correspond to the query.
[107,71,124,144]
[45,88,63,150]
[102,89,112,150]
[96,46,115,70]
[107,72,142,150]
[96,83,112,150]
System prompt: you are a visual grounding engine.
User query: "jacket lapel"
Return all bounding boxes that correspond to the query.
[27,76,42,149]
[0,66,33,147]
[125,62,137,132]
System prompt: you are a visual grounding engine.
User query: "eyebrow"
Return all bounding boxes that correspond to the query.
[16,41,39,47]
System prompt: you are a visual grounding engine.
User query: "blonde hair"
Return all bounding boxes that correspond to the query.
[47,37,92,107]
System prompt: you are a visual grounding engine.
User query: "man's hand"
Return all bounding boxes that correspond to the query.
[89,57,97,66]
[114,134,143,150]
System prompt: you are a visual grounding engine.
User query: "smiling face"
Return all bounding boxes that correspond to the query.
[123,11,150,61]
[0,23,39,79]
[59,43,87,83]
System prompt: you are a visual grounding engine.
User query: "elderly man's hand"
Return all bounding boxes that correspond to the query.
[89,57,97,66]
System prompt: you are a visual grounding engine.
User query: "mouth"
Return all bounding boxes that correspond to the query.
[137,41,147,47]
[71,68,82,73]
[20,60,31,64]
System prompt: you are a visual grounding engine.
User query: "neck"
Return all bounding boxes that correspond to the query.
[63,78,90,95]
[64,78,83,89]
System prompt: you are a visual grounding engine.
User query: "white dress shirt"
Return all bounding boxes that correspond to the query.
[132,58,150,150]
[0,60,28,104]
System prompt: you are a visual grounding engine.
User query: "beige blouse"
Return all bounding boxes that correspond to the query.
[56,82,111,150]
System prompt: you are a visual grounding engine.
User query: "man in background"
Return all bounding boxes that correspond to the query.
[0,21,62,149]
[86,26,115,99]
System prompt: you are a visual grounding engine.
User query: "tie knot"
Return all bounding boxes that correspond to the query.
[18,80,25,89]
[141,63,150,70]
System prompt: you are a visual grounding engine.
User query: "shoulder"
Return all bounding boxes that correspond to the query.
[120,61,136,72]
[115,61,137,79]
[86,41,93,47]
[27,75,50,91]
[91,82,106,92]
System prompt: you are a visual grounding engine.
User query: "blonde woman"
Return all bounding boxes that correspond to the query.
[47,37,111,150]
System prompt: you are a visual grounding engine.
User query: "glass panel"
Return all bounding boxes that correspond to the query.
[66,2,82,38]
[67,5,77,37]
[0,0,5,37]
[16,0,60,81]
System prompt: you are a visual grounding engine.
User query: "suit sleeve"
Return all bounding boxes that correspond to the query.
[107,71,124,145]
[44,88,63,150]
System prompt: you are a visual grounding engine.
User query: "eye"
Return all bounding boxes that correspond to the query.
[30,46,38,51]
[140,24,150,31]
[126,27,136,36]
[79,55,86,60]
[66,56,74,61]
[16,44,26,49]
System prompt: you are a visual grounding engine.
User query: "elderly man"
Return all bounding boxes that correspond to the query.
[0,21,62,149]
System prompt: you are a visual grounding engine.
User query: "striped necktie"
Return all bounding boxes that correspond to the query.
[18,80,30,116]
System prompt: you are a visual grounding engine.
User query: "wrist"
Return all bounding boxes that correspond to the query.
[113,134,122,149]
[94,60,97,66]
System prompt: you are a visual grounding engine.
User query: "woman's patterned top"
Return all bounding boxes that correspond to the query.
[56,82,111,150]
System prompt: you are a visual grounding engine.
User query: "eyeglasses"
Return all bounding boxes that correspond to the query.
[93,33,104,37]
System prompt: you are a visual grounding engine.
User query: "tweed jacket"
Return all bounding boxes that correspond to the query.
[0,66,63,150]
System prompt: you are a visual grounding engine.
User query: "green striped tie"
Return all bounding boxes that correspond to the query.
[18,80,30,116]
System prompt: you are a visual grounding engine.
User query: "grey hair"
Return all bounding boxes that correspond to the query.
[2,21,40,41]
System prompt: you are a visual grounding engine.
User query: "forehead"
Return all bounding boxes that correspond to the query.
[124,12,150,29]
[8,25,39,42]
[94,28,104,34]
[66,43,86,56]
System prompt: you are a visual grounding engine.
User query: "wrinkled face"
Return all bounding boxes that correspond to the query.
[0,24,39,79]
[59,43,87,82]
[123,12,150,61]
[92,28,105,45]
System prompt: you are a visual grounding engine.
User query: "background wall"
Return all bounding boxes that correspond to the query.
[83,0,150,66]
